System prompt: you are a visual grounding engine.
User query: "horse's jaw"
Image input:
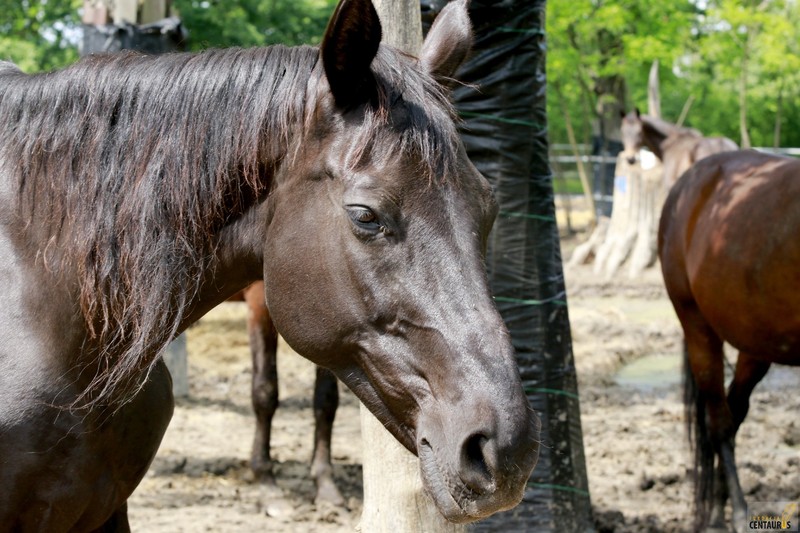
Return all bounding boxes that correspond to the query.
[332,364,418,453]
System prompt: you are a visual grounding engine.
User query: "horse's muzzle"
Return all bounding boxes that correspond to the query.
[416,401,540,523]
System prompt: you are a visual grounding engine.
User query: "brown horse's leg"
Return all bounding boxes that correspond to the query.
[244,282,280,484]
[90,503,130,533]
[311,367,345,506]
[681,310,732,531]
[708,353,771,528]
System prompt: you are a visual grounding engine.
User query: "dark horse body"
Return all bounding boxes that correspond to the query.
[659,150,800,532]
[0,0,539,530]
[234,282,343,505]
[620,109,738,190]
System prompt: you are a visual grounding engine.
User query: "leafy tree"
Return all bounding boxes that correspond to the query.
[173,0,338,50]
[546,0,699,149]
[547,0,800,149]
[689,0,800,147]
[0,0,338,73]
[0,0,81,72]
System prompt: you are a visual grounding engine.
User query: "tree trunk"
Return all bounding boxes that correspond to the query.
[739,32,752,149]
[359,3,459,532]
[83,0,170,25]
[773,80,783,148]
[647,60,661,119]
[113,0,138,24]
[372,0,423,52]
[554,82,595,227]
[140,0,167,24]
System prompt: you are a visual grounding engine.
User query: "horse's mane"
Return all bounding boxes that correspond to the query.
[0,43,459,409]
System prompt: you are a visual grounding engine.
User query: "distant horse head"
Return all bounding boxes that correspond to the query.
[619,108,737,189]
[620,107,645,165]
[260,0,539,522]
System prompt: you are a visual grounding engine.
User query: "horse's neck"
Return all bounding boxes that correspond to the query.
[178,201,268,330]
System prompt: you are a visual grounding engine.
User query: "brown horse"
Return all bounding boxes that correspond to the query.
[659,150,800,532]
[620,108,738,190]
[0,0,540,529]
[234,282,343,505]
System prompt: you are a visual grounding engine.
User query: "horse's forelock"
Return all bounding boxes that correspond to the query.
[347,46,462,184]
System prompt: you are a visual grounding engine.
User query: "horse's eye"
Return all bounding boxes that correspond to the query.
[355,209,377,224]
[346,206,381,233]
[347,205,378,227]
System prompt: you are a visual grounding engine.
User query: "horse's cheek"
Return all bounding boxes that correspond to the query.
[260,218,345,363]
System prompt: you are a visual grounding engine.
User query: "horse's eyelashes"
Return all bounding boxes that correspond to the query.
[355,210,377,224]
[345,206,382,235]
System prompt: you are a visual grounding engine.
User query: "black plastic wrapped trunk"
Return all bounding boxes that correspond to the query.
[426,1,594,530]
[81,17,186,56]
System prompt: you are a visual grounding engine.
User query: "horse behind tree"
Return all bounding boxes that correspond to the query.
[620,108,738,190]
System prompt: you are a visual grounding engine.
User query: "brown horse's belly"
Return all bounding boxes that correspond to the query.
[690,257,800,365]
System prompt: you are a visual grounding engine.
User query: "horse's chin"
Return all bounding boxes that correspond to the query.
[330,365,418,452]
[417,439,523,524]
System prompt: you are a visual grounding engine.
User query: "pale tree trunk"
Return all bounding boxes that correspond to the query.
[647,60,661,119]
[359,2,462,532]
[774,80,783,148]
[554,82,595,227]
[140,0,167,24]
[83,0,170,25]
[739,32,752,149]
[372,0,423,52]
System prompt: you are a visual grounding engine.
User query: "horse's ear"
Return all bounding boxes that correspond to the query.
[321,0,382,109]
[420,0,472,83]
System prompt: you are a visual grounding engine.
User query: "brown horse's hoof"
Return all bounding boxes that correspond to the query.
[247,460,278,486]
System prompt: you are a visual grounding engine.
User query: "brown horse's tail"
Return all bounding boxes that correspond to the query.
[683,339,715,531]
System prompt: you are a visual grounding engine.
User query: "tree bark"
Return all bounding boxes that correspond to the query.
[372,0,423,52]
[773,80,783,148]
[554,82,596,226]
[647,60,661,119]
[739,32,752,149]
[359,3,460,532]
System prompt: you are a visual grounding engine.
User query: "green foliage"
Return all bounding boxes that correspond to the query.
[0,0,338,73]
[547,0,800,148]
[0,0,81,72]
[173,0,338,50]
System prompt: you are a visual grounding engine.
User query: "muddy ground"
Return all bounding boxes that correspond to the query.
[127,225,800,532]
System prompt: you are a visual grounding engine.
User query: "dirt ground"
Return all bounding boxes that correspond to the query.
[127,219,800,532]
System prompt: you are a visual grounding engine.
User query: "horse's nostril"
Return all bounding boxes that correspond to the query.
[459,432,496,495]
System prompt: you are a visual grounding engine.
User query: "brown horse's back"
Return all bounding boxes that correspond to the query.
[659,150,800,363]
[691,136,738,164]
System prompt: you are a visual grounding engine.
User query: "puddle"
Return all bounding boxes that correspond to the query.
[615,351,800,393]
[615,353,681,391]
